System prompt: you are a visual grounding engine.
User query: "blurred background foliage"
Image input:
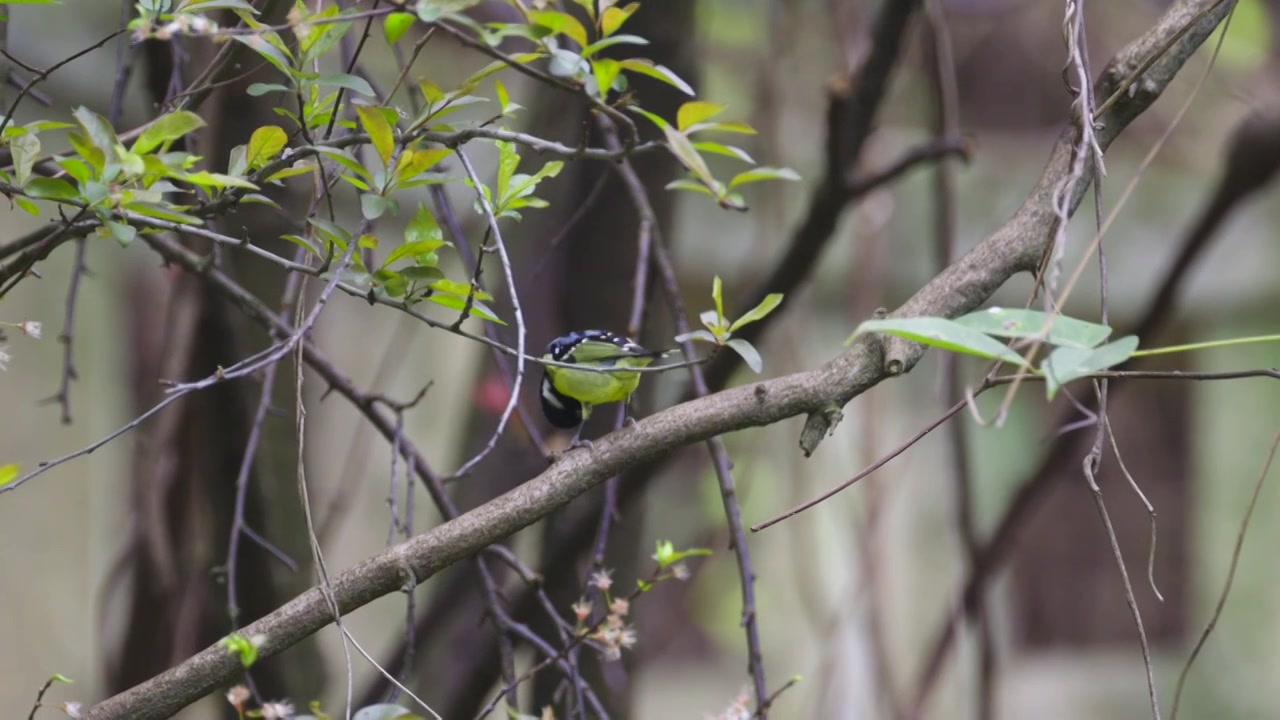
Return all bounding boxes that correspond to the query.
[2,0,1280,718]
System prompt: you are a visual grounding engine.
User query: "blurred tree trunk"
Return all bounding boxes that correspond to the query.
[105,3,322,707]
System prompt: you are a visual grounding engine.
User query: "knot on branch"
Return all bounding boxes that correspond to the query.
[799,403,843,457]
[882,334,926,377]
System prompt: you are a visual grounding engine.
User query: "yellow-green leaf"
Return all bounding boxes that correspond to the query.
[356,104,396,167]
[182,170,260,190]
[396,147,450,182]
[0,464,19,488]
[601,3,639,36]
[134,110,206,154]
[677,101,725,132]
[9,131,39,186]
[592,58,621,97]
[530,10,589,48]
[246,125,287,169]
[383,11,414,45]
[618,58,694,95]
[662,126,713,184]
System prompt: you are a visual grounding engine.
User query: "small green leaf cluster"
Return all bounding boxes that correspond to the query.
[637,101,801,210]
[676,277,783,373]
[1,105,252,245]
[637,539,711,591]
[403,0,802,209]
[850,307,1138,398]
[479,140,564,222]
[217,632,262,668]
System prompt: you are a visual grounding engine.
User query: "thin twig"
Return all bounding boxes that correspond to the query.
[447,149,527,478]
[0,29,127,137]
[1170,427,1280,719]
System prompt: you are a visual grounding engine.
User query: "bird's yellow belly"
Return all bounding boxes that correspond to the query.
[551,368,641,405]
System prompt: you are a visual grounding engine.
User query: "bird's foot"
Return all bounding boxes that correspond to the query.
[623,416,639,429]
[547,437,593,463]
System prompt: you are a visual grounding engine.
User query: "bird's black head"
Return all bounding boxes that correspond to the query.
[543,329,627,361]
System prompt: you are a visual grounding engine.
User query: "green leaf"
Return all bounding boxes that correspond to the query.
[134,110,206,154]
[548,48,589,80]
[384,11,415,44]
[383,240,446,268]
[281,233,322,257]
[673,329,718,344]
[662,125,713,183]
[503,160,564,207]
[395,147,450,184]
[664,178,714,196]
[652,539,711,569]
[729,293,783,333]
[181,170,259,190]
[850,317,1031,368]
[677,101,725,132]
[22,120,74,132]
[218,633,259,668]
[13,196,38,215]
[711,275,725,325]
[246,82,290,97]
[495,141,518,204]
[629,105,669,130]
[424,292,505,324]
[246,125,287,170]
[400,265,445,283]
[239,193,280,208]
[361,193,390,220]
[73,107,120,154]
[122,201,202,224]
[232,33,294,76]
[726,338,763,373]
[692,141,754,164]
[416,0,482,22]
[312,145,371,182]
[601,3,638,36]
[530,10,589,48]
[405,203,443,244]
[356,104,396,168]
[686,120,757,135]
[592,58,621,98]
[24,177,79,201]
[308,217,352,248]
[9,131,38,186]
[103,220,137,247]
[315,72,375,97]
[0,464,19,488]
[618,58,694,95]
[580,33,647,58]
[728,166,801,189]
[1041,336,1139,399]
[494,78,511,113]
[953,307,1112,349]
